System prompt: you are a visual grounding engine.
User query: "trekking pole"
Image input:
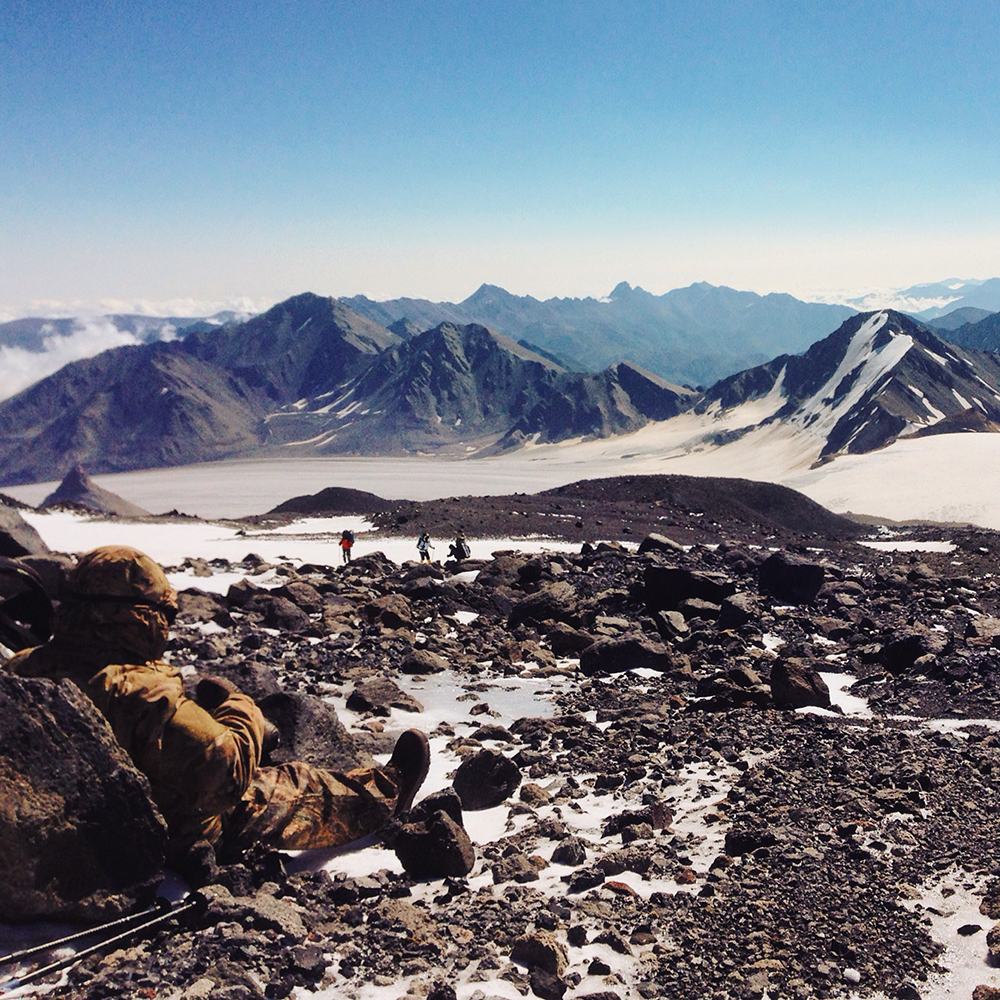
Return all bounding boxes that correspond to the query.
[0,894,205,992]
[0,898,172,969]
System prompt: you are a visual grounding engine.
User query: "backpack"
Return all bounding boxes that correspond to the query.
[342,530,354,544]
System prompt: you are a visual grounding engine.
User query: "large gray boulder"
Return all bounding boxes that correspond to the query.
[0,505,50,558]
[0,674,167,921]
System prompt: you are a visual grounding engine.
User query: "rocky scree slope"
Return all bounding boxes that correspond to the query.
[8,506,1000,999]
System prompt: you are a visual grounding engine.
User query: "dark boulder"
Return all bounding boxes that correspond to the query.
[346,677,424,716]
[883,626,951,674]
[400,649,448,674]
[383,792,475,878]
[454,749,522,809]
[177,588,230,623]
[0,674,167,921]
[579,635,674,676]
[717,592,762,630]
[361,594,414,629]
[243,594,313,632]
[226,578,265,608]
[257,691,369,772]
[510,931,568,975]
[546,623,598,655]
[637,533,686,555]
[508,582,580,628]
[643,565,736,612]
[273,580,325,614]
[678,597,721,620]
[0,506,50,558]
[770,658,832,710]
[758,551,825,604]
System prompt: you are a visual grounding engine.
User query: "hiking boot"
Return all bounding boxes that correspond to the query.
[387,729,430,816]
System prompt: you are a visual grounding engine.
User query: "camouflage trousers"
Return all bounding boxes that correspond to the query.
[218,761,400,856]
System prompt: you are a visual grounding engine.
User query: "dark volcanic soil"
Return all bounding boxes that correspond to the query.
[259,473,866,548]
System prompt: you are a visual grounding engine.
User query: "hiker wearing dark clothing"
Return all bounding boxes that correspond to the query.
[417,531,433,563]
[340,529,354,563]
[448,532,471,561]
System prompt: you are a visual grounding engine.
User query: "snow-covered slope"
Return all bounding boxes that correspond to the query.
[684,310,1000,468]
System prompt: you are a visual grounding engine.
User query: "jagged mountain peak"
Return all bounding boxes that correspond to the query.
[692,308,1000,467]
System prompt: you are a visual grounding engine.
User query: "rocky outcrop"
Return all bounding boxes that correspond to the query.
[0,505,50,557]
[0,674,167,921]
[41,465,152,517]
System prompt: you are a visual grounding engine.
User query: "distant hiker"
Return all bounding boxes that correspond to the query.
[417,530,434,563]
[3,545,430,867]
[448,531,471,561]
[340,528,355,563]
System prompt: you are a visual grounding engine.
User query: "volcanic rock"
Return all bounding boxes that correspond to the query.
[383,807,475,879]
[400,648,448,674]
[508,582,581,627]
[579,635,674,675]
[510,930,568,975]
[346,677,424,716]
[643,565,736,612]
[453,748,522,809]
[758,551,826,604]
[256,691,368,772]
[882,626,951,674]
[243,594,313,632]
[0,674,167,921]
[637,532,687,555]
[770,658,832,710]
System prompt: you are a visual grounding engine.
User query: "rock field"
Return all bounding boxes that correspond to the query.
[6,478,1000,1000]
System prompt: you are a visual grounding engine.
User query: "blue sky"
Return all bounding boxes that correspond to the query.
[2,0,998,314]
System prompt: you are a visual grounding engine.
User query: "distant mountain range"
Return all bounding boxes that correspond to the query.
[342,281,857,388]
[0,294,691,485]
[3,286,1000,489]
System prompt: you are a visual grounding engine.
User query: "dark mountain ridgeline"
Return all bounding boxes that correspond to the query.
[936,311,1000,353]
[265,323,689,455]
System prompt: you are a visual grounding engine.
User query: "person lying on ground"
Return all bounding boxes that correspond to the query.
[3,545,430,868]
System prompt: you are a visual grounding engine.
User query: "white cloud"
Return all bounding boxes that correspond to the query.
[0,318,143,402]
[0,295,271,322]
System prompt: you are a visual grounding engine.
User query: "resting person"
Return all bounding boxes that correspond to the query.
[3,545,429,864]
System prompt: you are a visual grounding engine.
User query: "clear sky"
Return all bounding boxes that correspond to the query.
[2,0,998,316]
